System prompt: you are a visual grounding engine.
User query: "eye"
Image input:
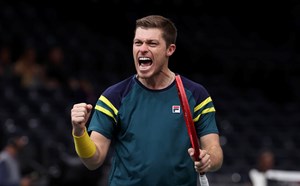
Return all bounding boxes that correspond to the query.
[134,41,142,46]
[148,42,158,47]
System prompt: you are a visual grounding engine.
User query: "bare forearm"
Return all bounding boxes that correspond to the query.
[206,145,223,172]
[200,133,223,172]
[80,147,105,170]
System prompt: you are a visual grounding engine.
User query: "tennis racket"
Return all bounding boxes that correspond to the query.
[175,75,209,186]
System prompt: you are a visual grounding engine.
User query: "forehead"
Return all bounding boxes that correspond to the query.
[134,27,163,41]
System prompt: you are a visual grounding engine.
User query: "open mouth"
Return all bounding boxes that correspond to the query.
[138,57,153,67]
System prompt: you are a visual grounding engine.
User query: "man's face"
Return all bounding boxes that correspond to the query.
[133,27,173,79]
[13,135,28,151]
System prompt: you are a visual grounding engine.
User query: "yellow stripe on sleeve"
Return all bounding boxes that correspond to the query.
[202,107,215,114]
[99,95,118,115]
[95,105,117,123]
[193,107,216,122]
[194,97,212,112]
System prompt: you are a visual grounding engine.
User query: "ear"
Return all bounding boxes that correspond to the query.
[166,44,176,57]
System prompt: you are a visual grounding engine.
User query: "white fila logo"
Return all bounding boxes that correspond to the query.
[172,105,181,113]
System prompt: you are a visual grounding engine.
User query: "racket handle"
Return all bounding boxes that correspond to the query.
[195,154,209,185]
[199,173,209,186]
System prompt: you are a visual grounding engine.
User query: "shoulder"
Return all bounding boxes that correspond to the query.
[179,75,211,101]
[0,152,9,162]
[103,75,135,96]
[101,75,136,107]
[180,75,205,89]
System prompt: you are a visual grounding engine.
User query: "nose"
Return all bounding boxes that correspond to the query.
[139,43,149,53]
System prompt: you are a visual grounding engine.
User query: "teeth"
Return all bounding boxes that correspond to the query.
[139,57,151,61]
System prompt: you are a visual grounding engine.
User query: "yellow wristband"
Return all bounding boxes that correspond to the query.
[73,128,96,158]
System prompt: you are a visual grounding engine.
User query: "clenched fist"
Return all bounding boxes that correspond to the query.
[71,103,93,136]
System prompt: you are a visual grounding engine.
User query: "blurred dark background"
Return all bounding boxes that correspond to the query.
[0,0,299,185]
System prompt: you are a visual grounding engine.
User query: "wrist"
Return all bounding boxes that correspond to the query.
[73,127,85,137]
[73,128,96,158]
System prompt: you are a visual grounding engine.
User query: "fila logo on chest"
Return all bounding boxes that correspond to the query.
[172,105,181,113]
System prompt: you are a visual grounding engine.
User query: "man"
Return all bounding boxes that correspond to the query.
[0,131,31,186]
[71,15,223,186]
[249,149,275,186]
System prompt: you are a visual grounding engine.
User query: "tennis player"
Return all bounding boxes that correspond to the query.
[71,15,223,186]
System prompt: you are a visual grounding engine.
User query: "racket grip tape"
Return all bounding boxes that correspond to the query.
[199,174,209,186]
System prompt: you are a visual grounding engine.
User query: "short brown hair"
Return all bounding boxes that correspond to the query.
[135,15,177,47]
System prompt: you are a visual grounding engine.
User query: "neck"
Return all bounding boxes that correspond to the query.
[137,70,175,90]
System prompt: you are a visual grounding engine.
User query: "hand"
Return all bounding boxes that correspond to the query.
[188,148,211,173]
[71,103,93,136]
